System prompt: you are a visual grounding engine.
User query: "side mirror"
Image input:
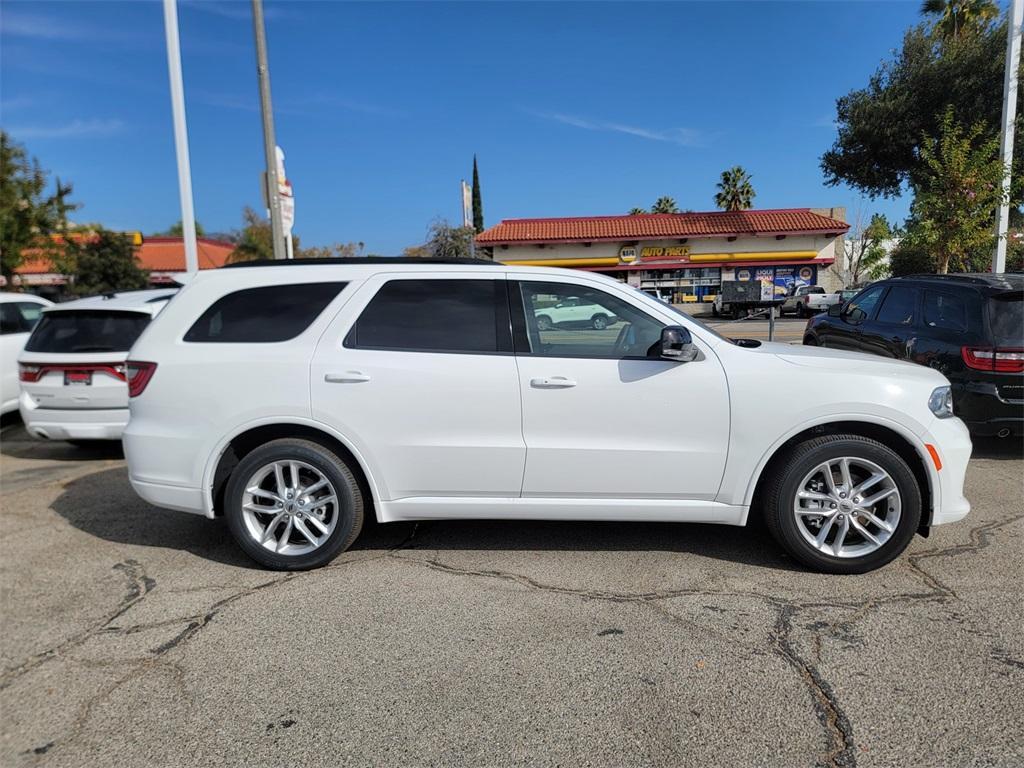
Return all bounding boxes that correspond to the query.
[827,303,843,318]
[659,326,698,362]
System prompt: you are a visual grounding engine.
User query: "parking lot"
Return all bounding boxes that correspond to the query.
[1,415,1022,767]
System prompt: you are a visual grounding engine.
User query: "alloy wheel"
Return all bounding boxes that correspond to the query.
[241,460,340,555]
[792,456,901,558]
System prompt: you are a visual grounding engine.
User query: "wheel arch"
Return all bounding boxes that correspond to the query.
[207,420,382,522]
[746,419,936,535]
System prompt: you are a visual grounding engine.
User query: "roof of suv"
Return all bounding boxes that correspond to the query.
[893,273,1023,292]
[221,257,498,269]
[44,289,178,315]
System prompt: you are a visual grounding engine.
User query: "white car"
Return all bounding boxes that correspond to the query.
[534,296,618,330]
[18,289,176,443]
[123,259,971,574]
[781,285,830,317]
[0,292,53,415]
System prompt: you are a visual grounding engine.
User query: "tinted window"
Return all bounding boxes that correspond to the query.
[25,311,151,352]
[843,285,886,323]
[185,282,345,343]
[0,302,46,335]
[923,291,968,332]
[876,286,917,325]
[989,293,1023,346]
[346,279,506,354]
[803,287,825,295]
[515,281,664,359]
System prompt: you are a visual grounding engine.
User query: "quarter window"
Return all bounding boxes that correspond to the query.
[345,279,508,354]
[514,281,665,359]
[923,291,968,332]
[0,301,46,335]
[185,282,346,343]
[876,286,917,325]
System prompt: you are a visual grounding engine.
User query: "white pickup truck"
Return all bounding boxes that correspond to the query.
[781,285,830,318]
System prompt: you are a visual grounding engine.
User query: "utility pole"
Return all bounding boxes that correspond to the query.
[994,0,1023,274]
[252,0,286,260]
[162,0,199,273]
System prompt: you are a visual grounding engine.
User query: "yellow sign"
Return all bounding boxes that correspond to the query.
[619,246,638,263]
[640,245,690,259]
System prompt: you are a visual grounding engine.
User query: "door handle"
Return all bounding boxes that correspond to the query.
[530,376,577,389]
[325,371,371,384]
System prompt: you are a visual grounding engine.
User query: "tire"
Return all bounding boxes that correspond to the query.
[796,304,807,319]
[732,305,742,320]
[761,434,921,574]
[536,315,553,331]
[803,335,818,346]
[712,304,719,318]
[225,438,364,570]
[591,313,609,330]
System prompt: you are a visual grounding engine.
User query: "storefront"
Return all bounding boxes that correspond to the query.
[476,208,848,302]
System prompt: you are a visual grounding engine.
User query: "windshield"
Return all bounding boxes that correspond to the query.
[25,310,152,353]
[989,293,1023,347]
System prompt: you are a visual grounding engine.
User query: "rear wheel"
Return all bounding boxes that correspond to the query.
[536,315,553,331]
[225,438,364,570]
[762,435,921,574]
[591,313,609,330]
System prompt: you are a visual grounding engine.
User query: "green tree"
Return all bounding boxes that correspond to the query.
[921,0,999,41]
[902,107,1006,274]
[300,241,365,258]
[228,207,302,263]
[425,219,478,259]
[714,166,755,211]
[55,229,149,296]
[847,213,894,284]
[0,131,77,283]
[156,220,205,237]
[821,18,1018,201]
[472,155,484,233]
[650,196,679,214]
[628,207,647,215]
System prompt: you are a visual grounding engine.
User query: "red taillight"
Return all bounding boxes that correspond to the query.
[126,361,157,397]
[19,363,126,382]
[961,347,1024,373]
[802,296,810,304]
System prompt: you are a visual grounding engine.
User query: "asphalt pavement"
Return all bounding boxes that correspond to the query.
[1,419,1022,767]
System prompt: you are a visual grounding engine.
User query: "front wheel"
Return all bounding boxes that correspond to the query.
[591,313,609,330]
[536,315,553,331]
[225,438,364,570]
[761,435,921,574]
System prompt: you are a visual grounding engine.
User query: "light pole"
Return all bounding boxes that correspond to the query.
[994,0,1023,274]
[252,0,286,260]
[162,0,199,273]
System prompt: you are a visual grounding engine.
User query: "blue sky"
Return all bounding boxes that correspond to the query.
[2,0,924,254]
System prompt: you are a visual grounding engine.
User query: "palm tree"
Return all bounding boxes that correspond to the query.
[920,0,998,40]
[650,196,680,214]
[628,207,647,215]
[714,167,756,211]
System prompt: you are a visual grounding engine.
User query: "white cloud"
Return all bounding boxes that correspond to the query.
[526,109,702,147]
[8,119,127,139]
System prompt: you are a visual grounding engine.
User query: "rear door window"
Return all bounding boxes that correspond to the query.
[345,279,509,354]
[988,293,1023,346]
[25,311,151,353]
[923,291,968,333]
[185,282,346,343]
[875,286,917,325]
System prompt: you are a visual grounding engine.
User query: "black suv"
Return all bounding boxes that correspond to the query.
[804,273,1023,437]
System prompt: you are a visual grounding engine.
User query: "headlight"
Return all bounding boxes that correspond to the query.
[928,386,954,419]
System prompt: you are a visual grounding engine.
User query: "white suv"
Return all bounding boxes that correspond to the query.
[18,289,176,443]
[124,259,972,574]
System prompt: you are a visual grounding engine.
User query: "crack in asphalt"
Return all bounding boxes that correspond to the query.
[0,559,155,691]
[6,513,1021,766]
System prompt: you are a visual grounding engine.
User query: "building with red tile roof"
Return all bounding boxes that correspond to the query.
[10,236,235,297]
[476,207,849,301]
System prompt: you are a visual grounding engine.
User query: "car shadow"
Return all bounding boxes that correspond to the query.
[1,420,124,462]
[49,466,801,573]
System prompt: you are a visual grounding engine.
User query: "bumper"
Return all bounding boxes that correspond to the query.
[920,416,973,526]
[955,382,1023,437]
[129,476,206,515]
[19,395,128,441]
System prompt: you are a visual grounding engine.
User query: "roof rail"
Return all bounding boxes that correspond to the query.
[220,257,498,269]
[894,273,1004,286]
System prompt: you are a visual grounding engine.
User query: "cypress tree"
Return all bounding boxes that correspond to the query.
[472,155,484,233]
